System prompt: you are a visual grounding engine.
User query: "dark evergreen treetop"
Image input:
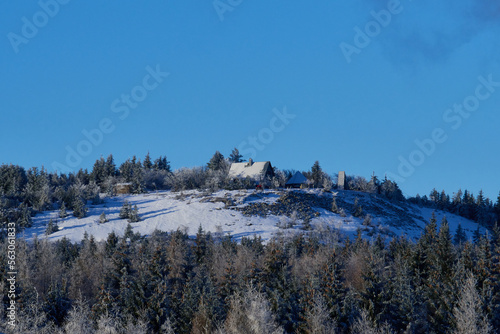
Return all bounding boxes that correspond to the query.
[143,152,153,170]
[153,156,171,172]
[454,223,467,245]
[228,148,244,163]
[207,151,226,171]
[310,160,322,187]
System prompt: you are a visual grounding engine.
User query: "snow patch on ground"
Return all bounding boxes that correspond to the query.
[21,189,483,244]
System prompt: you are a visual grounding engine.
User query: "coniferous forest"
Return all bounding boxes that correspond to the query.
[0,151,500,333]
[1,216,499,333]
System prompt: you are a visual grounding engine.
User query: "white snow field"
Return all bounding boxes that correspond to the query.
[22,189,485,243]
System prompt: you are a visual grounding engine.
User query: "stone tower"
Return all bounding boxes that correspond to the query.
[338,171,346,190]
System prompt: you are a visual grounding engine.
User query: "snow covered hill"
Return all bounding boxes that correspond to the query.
[22,188,485,243]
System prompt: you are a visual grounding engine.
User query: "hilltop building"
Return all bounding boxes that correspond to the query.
[285,171,310,188]
[228,158,274,183]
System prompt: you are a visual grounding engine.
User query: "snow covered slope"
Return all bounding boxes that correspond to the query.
[22,189,486,243]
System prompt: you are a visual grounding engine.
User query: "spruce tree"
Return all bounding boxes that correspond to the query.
[91,157,107,186]
[154,156,171,172]
[475,190,489,224]
[331,196,339,214]
[473,227,482,244]
[207,151,225,171]
[128,205,141,223]
[437,216,453,280]
[145,246,170,332]
[124,223,134,239]
[228,148,244,163]
[430,188,440,206]
[17,203,33,228]
[423,212,438,245]
[46,219,59,235]
[360,253,388,325]
[353,197,363,218]
[44,282,71,326]
[387,254,415,332]
[495,191,500,223]
[119,201,132,219]
[195,225,208,264]
[380,177,404,201]
[143,152,153,169]
[310,161,322,188]
[105,154,117,177]
[319,251,345,323]
[99,212,108,224]
[438,190,449,210]
[367,174,380,194]
[105,231,119,255]
[87,181,101,205]
[414,212,438,281]
[454,223,467,245]
[451,189,463,212]
[488,234,500,329]
[72,197,87,219]
[424,216,455,333]
[59,202,67,219]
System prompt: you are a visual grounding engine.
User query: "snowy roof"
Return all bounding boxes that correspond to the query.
[285,171,308,185]
[228,161,273,180]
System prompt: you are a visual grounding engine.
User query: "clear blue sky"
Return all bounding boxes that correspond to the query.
[1,1,499,200]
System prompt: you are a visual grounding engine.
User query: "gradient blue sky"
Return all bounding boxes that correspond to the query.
[1,1,499,200]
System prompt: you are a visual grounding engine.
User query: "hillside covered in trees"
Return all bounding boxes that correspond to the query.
[1,150,500,333]
[1,150,499,235]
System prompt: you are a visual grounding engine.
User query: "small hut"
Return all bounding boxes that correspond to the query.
[114,183,132,195]
[285,171,309,188]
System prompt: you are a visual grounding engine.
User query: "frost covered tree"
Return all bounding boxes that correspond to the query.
[99,211,109,224]
[91,156,107,187]
[87,181,101,205]
[72,197,87,219]
[353,197,363,218]
[453,273,491,334]
[207,151,226,171]
[143,152,153,169]
[379,177,404,201]
[59,202,68,219]
[219,287,283,334]
[63,298,94,334]
[303,295,337,334]
[119,156,145,193]
[24,166,52,211]
[367,174,380,194]
[331,196,339,213]
[0,163,27,198]
[128,205,141,223]
[119,201,132,219]
[351,309,393,334]
[105,154,117,177]
[45,219,59,235]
